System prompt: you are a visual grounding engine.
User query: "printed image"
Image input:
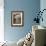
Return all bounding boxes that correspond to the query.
[13,14,21,24]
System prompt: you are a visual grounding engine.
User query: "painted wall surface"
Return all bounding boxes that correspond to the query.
[40,0,46,27]
[4,0,40,42]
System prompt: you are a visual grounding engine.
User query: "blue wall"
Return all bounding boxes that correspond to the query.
[40,0,46,27]
[4,0,40,42]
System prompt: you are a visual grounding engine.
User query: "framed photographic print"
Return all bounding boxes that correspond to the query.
[11,11,24,27]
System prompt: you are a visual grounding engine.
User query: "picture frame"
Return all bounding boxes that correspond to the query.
[11,11,24,27]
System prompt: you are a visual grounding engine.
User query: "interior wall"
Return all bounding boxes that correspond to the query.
[4,0,40,42]
[40,0,46,27]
